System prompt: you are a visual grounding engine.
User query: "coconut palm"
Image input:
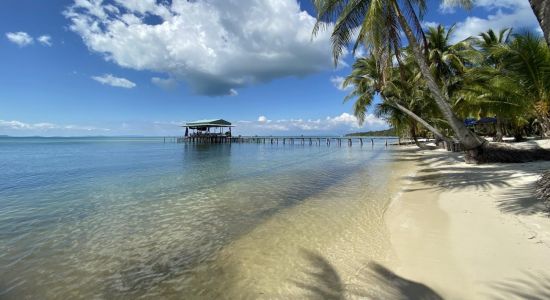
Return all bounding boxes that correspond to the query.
[313,1,550,163]
[343,54,447,141]
[475,29,515,141]
[312,0,490,162]
[491,32,550,136]
[425,24,481,89]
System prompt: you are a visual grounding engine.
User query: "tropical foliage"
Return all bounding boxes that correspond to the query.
[313,0,550,163]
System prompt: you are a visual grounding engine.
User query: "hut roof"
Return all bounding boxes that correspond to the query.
[183,119,233,127]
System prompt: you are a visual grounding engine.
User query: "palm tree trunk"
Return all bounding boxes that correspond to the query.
[393,3,485,151]
[409,123,434,150]
[385,98,448,141]
[539,115,550,137]
[494,115,503,142]
[529,0,550,45]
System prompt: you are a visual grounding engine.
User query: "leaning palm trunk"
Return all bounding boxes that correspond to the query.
[494,116,504,142]
[529,0,550,45]
[393,4,484,150]
[535,170,550,211]
[387,98,448,142]
[393,3,550,163]
[410,125,436,150]
[539,116,550,138]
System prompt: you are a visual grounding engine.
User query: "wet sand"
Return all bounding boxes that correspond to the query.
[180,153,418,299]
[387,147,550,299]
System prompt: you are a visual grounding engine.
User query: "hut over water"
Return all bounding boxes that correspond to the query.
[182,119,233,143]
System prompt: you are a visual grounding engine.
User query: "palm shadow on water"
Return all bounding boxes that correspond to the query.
[293,250,442,300]
[98,147,388,298]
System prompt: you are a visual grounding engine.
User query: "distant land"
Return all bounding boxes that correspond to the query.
[345,128,396,137]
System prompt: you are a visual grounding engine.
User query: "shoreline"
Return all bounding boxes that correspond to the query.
[386,147,550,299]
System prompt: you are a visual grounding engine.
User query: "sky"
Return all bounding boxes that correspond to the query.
[0,0,542,136]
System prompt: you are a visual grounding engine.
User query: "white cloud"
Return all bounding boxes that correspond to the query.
[5,32,33,47]
[449,0,541,42]
[64,0,336,96]
[422,21,439,29]
[92,74,136,89]
[330,76,352,91]
[151,77,178,90]
[236,112,386,135]
[0,119,110,134]
[0,115,387,137]
[37,35,52,46]
[353,46,366,58]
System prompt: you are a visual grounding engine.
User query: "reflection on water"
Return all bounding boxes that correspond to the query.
[0,137,408,299]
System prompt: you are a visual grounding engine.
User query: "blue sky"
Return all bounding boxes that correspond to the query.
[0,0,542,136]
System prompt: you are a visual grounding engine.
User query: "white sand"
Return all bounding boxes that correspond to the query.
[387,147,550,299]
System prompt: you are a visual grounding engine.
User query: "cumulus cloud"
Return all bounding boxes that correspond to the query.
[446,0,541,42]
[37,35,52,46]
[258,116,269,124]
[422,21,440,29]
[151,77,178,90]
[6,32,33,47]
[64,0,336,96]
[330,76,352,91]
[92,74,136,89]
[353,46,366,58]
[0,119,110,135]
[237,113,386,135]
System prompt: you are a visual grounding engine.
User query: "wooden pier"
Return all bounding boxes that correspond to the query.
[169,136,411,147]
[170,118,451,149]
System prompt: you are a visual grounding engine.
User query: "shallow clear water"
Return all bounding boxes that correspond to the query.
[0,137,406,299]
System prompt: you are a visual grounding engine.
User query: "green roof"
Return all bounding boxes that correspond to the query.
[184,119,233,127]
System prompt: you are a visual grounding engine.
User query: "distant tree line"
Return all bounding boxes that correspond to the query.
[345,128,397,137]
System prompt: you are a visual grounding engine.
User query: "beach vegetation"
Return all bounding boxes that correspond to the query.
[313,0,550,163]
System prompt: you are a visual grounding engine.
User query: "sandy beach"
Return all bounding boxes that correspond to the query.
[386,145,550,299]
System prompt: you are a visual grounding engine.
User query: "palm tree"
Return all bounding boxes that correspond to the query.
[528,0,550,45]
[313,1,550,163]
[491,32,550,136]
[312,0,487,162]
[343,55,447,141]
[471,28,512,142]
[425,24,480,87]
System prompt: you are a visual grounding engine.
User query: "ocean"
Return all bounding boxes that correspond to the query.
[0,136,409,299]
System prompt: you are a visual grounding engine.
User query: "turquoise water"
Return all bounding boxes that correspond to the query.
[0,137,404,299]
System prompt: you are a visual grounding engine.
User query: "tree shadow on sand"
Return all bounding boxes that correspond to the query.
[486,272,550,300]
[393,148,550,215]
[402,166,514,192]
[496,181,549,216]
[293,250,442,300]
